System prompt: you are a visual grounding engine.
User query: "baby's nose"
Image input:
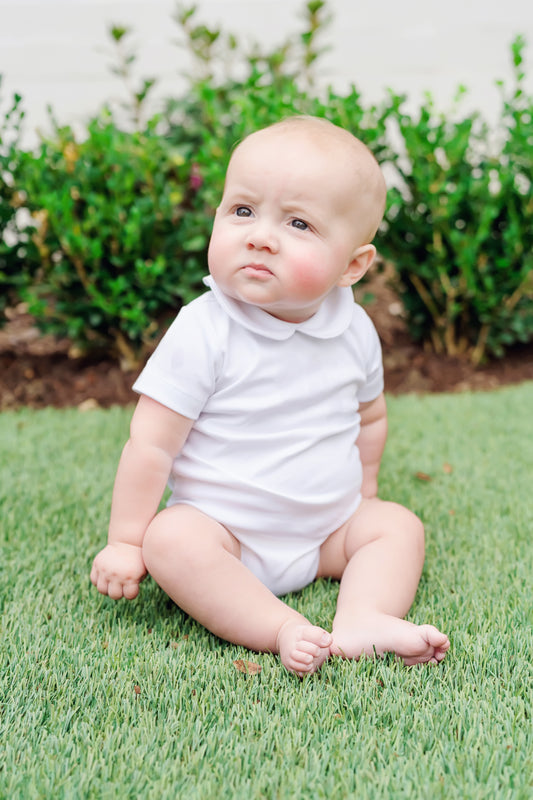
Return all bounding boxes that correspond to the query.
[246,222,279,253]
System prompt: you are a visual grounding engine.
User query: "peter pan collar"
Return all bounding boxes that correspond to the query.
[202,275,355,340]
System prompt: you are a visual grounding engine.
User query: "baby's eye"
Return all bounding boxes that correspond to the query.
[235,206,252,217]
[291,219,309,231]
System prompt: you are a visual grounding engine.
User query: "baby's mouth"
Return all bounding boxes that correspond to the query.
[242,264,274,278]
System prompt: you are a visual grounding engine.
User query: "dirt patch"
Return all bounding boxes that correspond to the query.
[1,273,532,410]
[360,271,533,396]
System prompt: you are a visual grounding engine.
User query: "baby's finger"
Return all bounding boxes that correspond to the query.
[122,581,140,600]
[107,580,126,600]
[93,573,108,595]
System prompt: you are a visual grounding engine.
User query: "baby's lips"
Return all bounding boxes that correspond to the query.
[242,264,274,278]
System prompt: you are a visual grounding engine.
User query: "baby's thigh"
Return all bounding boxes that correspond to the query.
[142,504,241,566]
[317,498,423,579]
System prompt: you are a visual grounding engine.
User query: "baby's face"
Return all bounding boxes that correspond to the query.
[208,130,373,323]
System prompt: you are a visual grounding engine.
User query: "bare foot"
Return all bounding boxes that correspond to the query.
[331,613,450,666]
[276,621,332,676]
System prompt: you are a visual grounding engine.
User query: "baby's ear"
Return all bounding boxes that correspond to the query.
[337,244,377,288]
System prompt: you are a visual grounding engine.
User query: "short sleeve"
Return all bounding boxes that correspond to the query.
[132,295,222,419]
[356,308,384,403]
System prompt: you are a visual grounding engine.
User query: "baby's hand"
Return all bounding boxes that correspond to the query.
[90,542,147,600]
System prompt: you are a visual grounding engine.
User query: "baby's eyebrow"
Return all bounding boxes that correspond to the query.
[281,200,320,222]
[224,186,259,204]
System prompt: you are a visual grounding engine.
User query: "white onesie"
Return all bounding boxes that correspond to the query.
[133,276,384,596]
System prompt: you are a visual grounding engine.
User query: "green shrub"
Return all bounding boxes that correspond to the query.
[0,79,35,319]
[2,1,532,366]
[158,2,336,256]
[380,37,533,362]
[5,2,354,364]
[18,112,206,367]
[158,1,393,286]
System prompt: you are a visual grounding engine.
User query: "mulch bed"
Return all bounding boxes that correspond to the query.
[2,273,532,410]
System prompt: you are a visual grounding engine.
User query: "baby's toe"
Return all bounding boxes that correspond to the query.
[302,626,332,648]
[289,643,326,675]
[294,639,321,658]
[287,655,316,676]
[278,621,332,675]
[292,648,315,665]
[422,625,449,647]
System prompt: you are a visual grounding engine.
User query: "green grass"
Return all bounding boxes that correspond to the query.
[1,384,532,799]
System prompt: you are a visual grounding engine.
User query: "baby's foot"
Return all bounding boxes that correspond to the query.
[276,620,332,676]
[331,613,450,666]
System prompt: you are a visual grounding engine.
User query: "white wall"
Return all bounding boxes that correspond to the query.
[1,0,532,146]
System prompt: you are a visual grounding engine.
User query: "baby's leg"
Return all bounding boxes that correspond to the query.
[318,499,450,665]
[142,505,331,675]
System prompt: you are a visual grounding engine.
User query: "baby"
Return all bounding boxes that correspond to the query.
[91,116,450,675]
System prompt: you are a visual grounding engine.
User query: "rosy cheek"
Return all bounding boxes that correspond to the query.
[208,228,233,268]
[288,259,329,297]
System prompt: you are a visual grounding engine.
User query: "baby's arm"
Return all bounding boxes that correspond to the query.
[90,394,194,600]
[357,392,388,499]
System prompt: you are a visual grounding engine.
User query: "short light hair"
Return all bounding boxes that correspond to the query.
[232,115,387,242]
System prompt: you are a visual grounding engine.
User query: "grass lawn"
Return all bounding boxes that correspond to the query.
[1,383,532,799]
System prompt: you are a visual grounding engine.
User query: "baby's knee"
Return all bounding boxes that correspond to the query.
[386,501,425,554]
[401,506,425,557]
[142,505,239,573]
[142,513,177,571]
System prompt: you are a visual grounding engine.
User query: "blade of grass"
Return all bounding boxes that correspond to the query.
[1,385,532,799]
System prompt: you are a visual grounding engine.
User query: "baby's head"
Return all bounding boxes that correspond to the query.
[235,116,386,240]
[208,116,387,322]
